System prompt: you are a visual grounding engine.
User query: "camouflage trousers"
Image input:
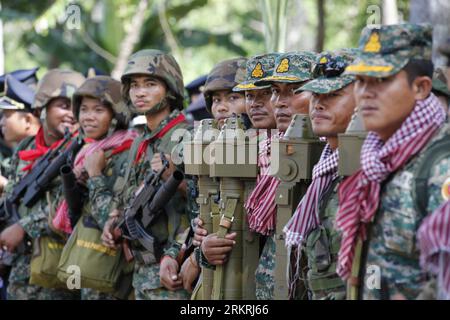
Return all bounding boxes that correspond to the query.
[81,288,116,300]
[255,235,275,300]
[7,254,78,300]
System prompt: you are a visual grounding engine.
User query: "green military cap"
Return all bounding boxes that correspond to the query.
[233,53,279,91]
[432,67,450,98]
[203,57,247,112]
[254,51,316,85]
[345,23,433,78]
[297,49,358,94]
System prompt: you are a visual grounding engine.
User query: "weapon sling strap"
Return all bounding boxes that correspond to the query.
[212,194,239,300]
[347,237,363,300]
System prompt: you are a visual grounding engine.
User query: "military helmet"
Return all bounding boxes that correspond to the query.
[32,69,85,109]
[203,57,247,112]
[121,49,185,110]
[72,76,131,129]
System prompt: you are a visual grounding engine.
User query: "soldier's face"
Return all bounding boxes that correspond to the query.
[211,90,245,128]
[46,97,77,137]
[245,88,276,129]
[271,82,311,132]
[354,71,425,141]
[309,84,356,137]
[129,75,167,113]
[78,97,114,140]
[0,110,29,145]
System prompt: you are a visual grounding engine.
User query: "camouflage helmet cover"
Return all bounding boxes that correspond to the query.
[32,69,85,109]
[72,76,131,129]
[121,49,185,110]
[203,57,247,111]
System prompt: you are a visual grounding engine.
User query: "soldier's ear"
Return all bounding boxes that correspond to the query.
[412,76,432,100]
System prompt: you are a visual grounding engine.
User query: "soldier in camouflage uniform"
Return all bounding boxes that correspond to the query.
[0,74,40,299]
[335,23,450,300]
[283,50,357,300]
[202,58,248,128]
[101,49,193,300]
[180,57,249,294]
[58,76,137,300]
[0,75,40,188]
[0,69,85,299]
[235,53,281,300]
[245,51,316,299]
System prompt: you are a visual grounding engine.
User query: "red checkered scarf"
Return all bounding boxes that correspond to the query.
[418,201,450,299]
[335,93,446,280]
[244,131,282,235]
[52,129,138,234]
[283,143,339,246]
[283,143,339,298]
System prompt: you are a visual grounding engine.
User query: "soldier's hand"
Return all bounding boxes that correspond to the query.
[151,153,173,181]
[0,175,9,194]
[160,255,183,291]
[201,232,237,265]
[101,210,121,249]
[193,217,207,247]
[0,223,26,253]
[85,150,106,177]
[179,252,200,293]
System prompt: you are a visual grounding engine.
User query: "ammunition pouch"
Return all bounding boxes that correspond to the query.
[30,234,67,289]
[304,179,345,300]
[57,215,134,299]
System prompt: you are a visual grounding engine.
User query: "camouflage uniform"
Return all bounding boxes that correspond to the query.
[117,49,193,300]
[4,69,85,300]
[71,76,132,300]
[0,73,37,177]
[232,53,280,300]
[295,51,357,300]
[344,23,450,299]
[251,51,316,300]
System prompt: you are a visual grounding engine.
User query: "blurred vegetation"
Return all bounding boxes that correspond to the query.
[0,0,410,83]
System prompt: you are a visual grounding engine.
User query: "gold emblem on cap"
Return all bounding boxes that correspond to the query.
[364,32,381,53]
[442,177,450,201]
[319,56,328,64]
[251,62,264,78]
[276,58,290,73]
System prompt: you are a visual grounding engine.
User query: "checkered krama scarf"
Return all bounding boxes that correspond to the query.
[335,93,446,280]
[283,144,339,246]
[418,200,450,299]
[245,131,282,235]
[283,143,339,298]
